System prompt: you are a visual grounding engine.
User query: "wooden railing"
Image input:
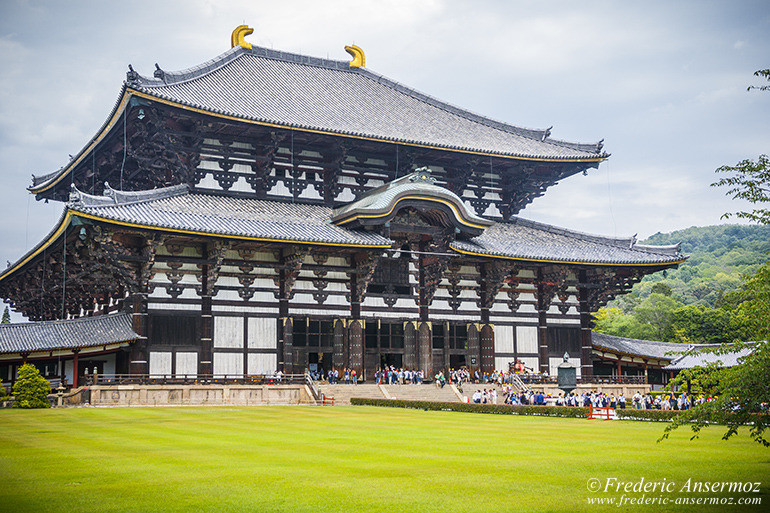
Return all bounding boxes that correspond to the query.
[304,371,322,403]
[86,373,308,386]
[515,374,647,385]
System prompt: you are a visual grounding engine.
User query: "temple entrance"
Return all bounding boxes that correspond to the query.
[449,354,466,370]
[307,352,330,375]
[380,353,403,369]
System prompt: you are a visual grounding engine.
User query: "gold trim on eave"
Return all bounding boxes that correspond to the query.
[231,25,254,50]
[345,45,365,67]
[71,211,392,249]
[450,245,687,268]
[334,195,490,230]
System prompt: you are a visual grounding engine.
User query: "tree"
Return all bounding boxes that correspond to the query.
[712,69,769,224]
[660,340,770,446]
[11,364,51,409]
[712,154,770,224]
[728,261,770,342]
[1,306,9,324]
[633,293,683,341]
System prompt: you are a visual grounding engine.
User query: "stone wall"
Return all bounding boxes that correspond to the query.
[87,384,315,406]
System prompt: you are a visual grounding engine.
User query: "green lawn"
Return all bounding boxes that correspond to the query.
[0,406,767,512]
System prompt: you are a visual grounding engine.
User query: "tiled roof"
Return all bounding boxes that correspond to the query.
[69,185,391,247]
[127,45,605,161]
[592,333,687,360]
[66,184,683,265]
[451,217,685,265]
[0,313,138,355]
[663,343,755,370]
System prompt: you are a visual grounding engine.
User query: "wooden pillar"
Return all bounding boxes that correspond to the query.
[418,321,432,377]
[280,318,294,375]
[417,242,432,376]
[128,293,149,375]
[536,268,549,374]
[333,318,347,369]
[578,270,594,378]
[617,358,622,379]
[643,361,649,384]
[479,264,495,374]
[348,260,363,376]
[480,323,495,374]
[72,349,80,388]
[348,320,363,374]
[199,259,213,376]
[278,258,293,373]
[467,323,481,372]
[403,321,417,369]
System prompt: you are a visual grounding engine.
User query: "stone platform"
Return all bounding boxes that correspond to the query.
[86,384,315,406]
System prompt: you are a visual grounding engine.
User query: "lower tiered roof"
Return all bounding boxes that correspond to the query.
[0,179,686,285]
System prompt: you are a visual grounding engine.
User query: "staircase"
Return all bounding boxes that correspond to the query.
[317,383,471,405]
[381,384,462,403]
[317,384,386,405]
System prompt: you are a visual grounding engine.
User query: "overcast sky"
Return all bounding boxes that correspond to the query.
[1,0,768,321]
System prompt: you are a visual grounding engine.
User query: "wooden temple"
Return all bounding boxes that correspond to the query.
[0,28,685,386]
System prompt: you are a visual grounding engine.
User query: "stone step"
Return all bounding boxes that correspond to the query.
[318,383,478,405]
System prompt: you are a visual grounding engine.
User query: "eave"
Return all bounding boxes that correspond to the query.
[29,87,608,198]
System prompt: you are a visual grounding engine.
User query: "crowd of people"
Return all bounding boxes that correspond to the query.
[310,364,703,411]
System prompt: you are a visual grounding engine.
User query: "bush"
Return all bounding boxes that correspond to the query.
[12,364,51,409]
[616,410,686,422]
[349,398,589,418]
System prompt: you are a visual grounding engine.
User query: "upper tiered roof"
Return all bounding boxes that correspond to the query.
[30,40,606,195]
[126,45,606,160]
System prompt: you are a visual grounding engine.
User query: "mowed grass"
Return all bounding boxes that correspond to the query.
[0,406,767,512]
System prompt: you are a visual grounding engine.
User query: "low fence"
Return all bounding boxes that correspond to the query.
[86,373,307,386]
[516,375,648,385]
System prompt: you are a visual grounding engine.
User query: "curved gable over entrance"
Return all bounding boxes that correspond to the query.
[330,168,492,238]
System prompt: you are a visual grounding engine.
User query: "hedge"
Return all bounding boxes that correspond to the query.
[349,398,589,418]
[615,409,682,422]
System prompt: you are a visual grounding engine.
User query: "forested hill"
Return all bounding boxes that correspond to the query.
[634,224,770,306]
[595,224,769,344]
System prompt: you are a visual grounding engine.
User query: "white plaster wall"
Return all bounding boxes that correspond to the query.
[213,353,243,375]
[176,352,198,376]
[65,360,73,385]
[102,353,116,376]
[248,318,277,349]
[248,353,277,375]
[149,351,172,376]
[495,325,515,353]
[519,357,539,372]
[516,326,538,354]
[495,357,514,372]
[214,317,244,348]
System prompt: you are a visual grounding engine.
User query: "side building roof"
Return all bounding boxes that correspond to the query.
[591,332,688,360]
[663,343,755,370]
[0,313,139,355]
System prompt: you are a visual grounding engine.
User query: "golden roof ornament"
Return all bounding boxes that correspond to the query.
[231,25,254,50]
[345,45,365,68]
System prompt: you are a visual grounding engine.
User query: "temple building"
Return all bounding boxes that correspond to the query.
[0,27,685,387]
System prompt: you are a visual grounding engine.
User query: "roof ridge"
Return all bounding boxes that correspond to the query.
[509,217,683,257]
[592,332,685,346]
[353,67,552,143]
[130,44,605,154]
[0,312,130,329]
[69,183,191,208]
